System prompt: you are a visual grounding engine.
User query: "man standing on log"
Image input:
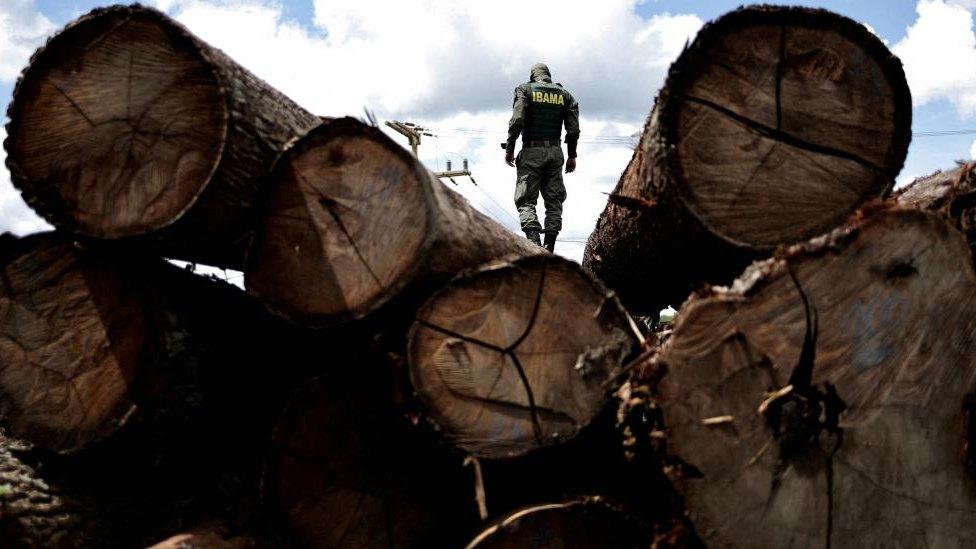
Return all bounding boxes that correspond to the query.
[504,63,579,252]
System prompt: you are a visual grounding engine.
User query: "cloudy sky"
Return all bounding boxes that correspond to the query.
[3,0,976,261]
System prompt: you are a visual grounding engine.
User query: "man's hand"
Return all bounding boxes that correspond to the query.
[505,150,515,167]
[565,157,577,173]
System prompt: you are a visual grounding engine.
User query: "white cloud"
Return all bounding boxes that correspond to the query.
[0,0,55,84]
[0,127,52,235]
[157,0,701,122]
[893,0,976,115]
[149,0,699,260]
[970,137,976,159]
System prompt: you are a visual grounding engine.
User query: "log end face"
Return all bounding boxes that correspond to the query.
[408,256,638,459]
[665,7,911,249]
[5,6,227,239]
[246,119,430,325]
[658,209,976,547]
[0,233,149,453]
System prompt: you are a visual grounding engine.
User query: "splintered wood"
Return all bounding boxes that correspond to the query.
[657,209,976,547]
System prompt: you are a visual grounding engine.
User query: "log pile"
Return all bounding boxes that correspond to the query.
[3,3,974,548]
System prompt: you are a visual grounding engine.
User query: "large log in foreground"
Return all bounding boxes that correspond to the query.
[4,5,319,268]
[408,255,639,459]
[654,209,976,547]
[245,117,540,326]
[584,5,911,315]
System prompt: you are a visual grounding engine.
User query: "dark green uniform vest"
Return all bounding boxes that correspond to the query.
[524,82,567,141]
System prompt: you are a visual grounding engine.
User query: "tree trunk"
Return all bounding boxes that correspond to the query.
[4,5,319,268]
[407,255,639,459]
[464,498,649,549]
[583,5,911,315]
[896,161,976,262]
[651,208,976,547]
[245,117,541,326]
[264,370,481,548]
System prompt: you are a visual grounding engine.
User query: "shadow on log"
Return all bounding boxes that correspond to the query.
[4,5,319,268]
[464,497,649,549]
[264,369,480,548]
[0,232,344,546]
[583,5,911,316]
[407,255,639,459]
[654,208,976,547]
[245,117,540,327]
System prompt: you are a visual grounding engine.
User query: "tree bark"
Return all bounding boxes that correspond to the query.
[245,117,541,327]
[651,208,976,547]
[896,161,976,262]
[407,255,639,459]
[4,5,319,268]
[583,5,912,316]
[464,498,649,549]
[264,370,481,548]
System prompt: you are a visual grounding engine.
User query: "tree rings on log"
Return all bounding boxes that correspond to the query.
[265,374,478,548]
[666,6,910,248]
[246,117,538,326]
[584,5,911,314]
[657,209,976,547]
[408,255,638,459]
[4,5,318,267]
[0,233,155,453]
[465,498,647,548]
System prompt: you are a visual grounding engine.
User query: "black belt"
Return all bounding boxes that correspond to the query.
[523,139,559,148]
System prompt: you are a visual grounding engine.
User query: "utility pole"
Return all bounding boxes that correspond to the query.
[385,120,472,180]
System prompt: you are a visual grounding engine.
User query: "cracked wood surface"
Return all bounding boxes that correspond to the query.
[0,232,154,453]
[265,373,478,548]
[4,5,319,268]
[408,255,638,459]
[246,117,540,326]
[464,498,648,548]
[584,5,911,315]
[656,209,976,548]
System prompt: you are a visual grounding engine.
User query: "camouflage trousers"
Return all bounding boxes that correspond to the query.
[514,145,566,234]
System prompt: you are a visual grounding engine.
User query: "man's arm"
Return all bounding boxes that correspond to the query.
[505,84,530,166]
[564,92,579,173]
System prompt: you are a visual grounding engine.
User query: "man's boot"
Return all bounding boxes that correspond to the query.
[524,229,541,246]
[544,232,557,253]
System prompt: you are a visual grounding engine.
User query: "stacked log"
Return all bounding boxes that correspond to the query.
[4,5,319,268]
[583,5,912,316]
[643,208,976,547]
[3,2,971,547]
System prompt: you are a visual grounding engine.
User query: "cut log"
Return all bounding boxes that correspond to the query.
[245,117,540,326]
[464,498,648,548]
[583,6,911,315]
[0,232,161,453]
[654,209,976,547]
[896,161,976,262]
[265,372,479,548]
[4,5,319,268]
[0,231,320,455]
[407,255,638,459]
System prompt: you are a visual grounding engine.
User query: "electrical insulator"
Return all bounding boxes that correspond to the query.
[463,159,469,170]
[446,160,452,171]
